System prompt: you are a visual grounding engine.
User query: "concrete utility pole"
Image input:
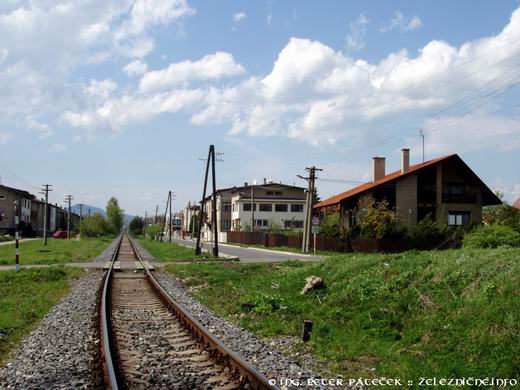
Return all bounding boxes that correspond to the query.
[78,203,84,237]
[195,145,222,257]
[64,195,73,239]
[298,166,322,253]
[144,210,147,237]
[250,184,255,232]
[154,205,159,224]
[161,194,169,242]
[14,200,20,272]
[40,184,52,245]
[169,191,174,243]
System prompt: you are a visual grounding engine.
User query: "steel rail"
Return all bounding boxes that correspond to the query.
[126,235,277,390]
[100,234,124,390]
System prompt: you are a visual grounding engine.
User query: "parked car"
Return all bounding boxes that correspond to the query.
[53,230,68,239]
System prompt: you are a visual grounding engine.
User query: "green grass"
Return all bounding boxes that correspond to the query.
[0,267,84,363]
[165,247,520,382]
[136,237,207,261]
[0,237,114,265]
[224,242,344,256]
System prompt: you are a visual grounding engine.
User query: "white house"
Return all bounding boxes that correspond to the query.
[230,183,307,231]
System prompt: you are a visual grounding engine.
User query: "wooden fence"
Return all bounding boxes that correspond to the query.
[226,231,460,253]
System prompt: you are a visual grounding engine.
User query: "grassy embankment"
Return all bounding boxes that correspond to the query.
[166,247,520,382]
[136,237,208,261]
[0,237,113,265]
[0,267,84,363]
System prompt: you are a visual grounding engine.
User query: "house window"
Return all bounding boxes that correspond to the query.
[259,204,272,212]
[275,204,288,212]
[243,203,256,211]
[255,219,269,227]
[284,220,304,229]
[448,211,470,226]
[275,191,283,196]
[290,204,303,212]
[0,195,5,201]
[266,191,274,196]
[221,220,231,230]
[223,203,231,212]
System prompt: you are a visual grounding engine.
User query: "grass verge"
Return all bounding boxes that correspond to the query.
[165,247,520,381]
[136,237,207,261]
[0,267,84,363]
[0,237,114,265]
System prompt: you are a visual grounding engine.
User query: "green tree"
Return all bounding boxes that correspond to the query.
[129,216,144,236]
[106,197,124,234]
[189,214,199,234]
[80,214,108,237]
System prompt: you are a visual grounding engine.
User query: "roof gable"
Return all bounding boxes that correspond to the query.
[314,154,500,208]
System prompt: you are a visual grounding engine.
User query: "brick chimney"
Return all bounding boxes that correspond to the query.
[373,157,386,182]
[401,148,410,173]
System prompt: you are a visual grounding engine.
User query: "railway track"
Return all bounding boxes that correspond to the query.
[100,234,275,389]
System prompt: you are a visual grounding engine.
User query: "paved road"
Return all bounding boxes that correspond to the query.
[172,238,323,262]
[0,238,39,246]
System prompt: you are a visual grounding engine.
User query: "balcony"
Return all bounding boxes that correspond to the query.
[442,192,477,203]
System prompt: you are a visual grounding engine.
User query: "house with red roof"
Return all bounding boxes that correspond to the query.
[514,197,520,210]
[314,149,501,230]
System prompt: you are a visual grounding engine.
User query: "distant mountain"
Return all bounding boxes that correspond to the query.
[71,204,135,227]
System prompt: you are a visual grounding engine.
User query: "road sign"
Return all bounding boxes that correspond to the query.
[311,225,320,234]
[312,215,320,226]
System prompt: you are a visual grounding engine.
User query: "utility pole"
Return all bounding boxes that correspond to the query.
[169,191,174,243]
[78,203,83,237]
[250,184,255,232]
[14,200,20,272]
[195,145,222,257]
[420,128,425,163]
[64,195,73,239]
[154,205,158,224]
[40,184,52,245]
[298,166,322,253]
[161,194,170,241]
[144,210,147,237]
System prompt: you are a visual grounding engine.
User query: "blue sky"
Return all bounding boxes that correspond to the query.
[0,0,519,215]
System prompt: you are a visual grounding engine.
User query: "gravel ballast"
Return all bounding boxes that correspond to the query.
[93,234,122,263]
[0,271,105,389]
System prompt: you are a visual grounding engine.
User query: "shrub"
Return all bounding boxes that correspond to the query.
[241,293,284,315]
[463,224,520,248]
[319,213,344,239]
[80,214,108,237]
[359,199,404,239]
[483,203,520,232]
[408,214,450,242]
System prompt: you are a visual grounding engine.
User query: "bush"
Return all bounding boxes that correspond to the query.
[408,214,450,242]
[145,223,163,239]
[464,224,520,248]
[359,199,404,239]
[483,203,520,232]
[319,213,344,239]
[80,214,108,237]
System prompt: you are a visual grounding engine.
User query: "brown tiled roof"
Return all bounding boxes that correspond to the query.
[314,154,500,208]
[514,197,520,209]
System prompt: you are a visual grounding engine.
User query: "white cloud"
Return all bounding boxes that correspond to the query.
[85,79,118,100]
[233,12,247,23]
[381,11,422,33]
[0,0,197,139]
[49,142,67,152]
[0,131,12,145]
[38,5,520,156]
[346,13,370,51]
[124,59,149,77]
[26,119,53,139]
[139,52,245,93]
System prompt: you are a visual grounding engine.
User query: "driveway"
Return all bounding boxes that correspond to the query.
[172,238,323,263]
